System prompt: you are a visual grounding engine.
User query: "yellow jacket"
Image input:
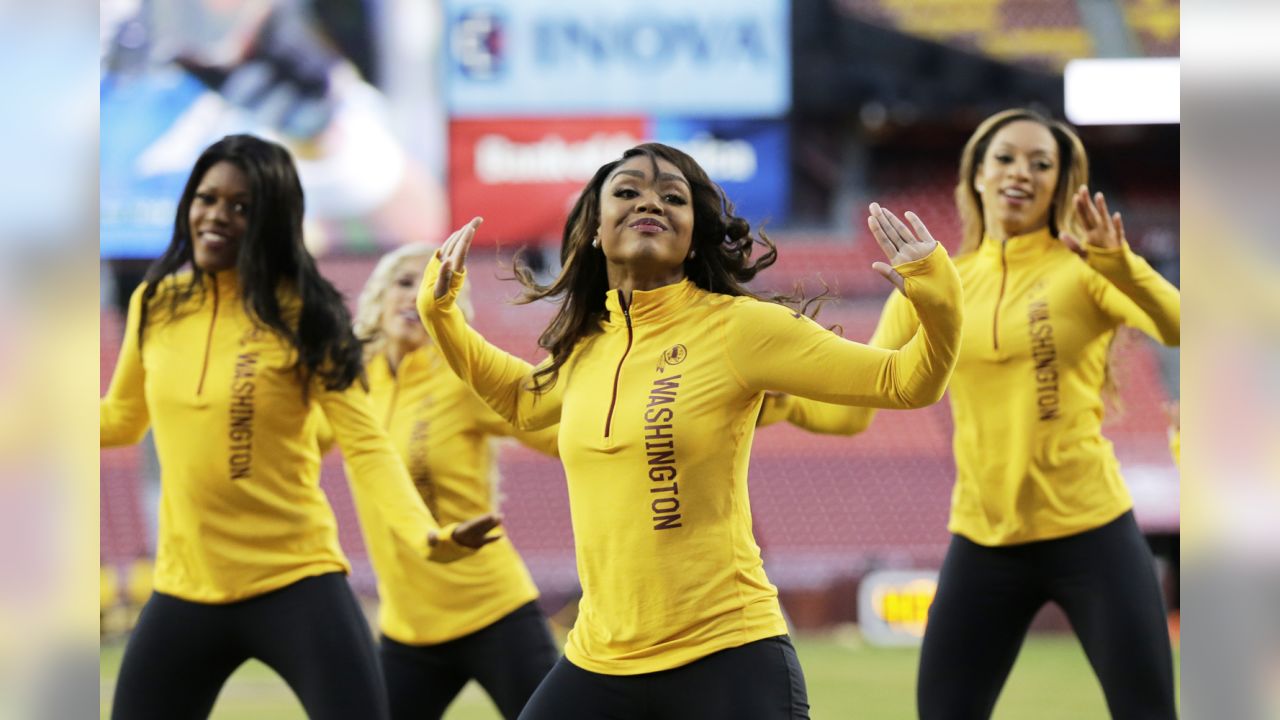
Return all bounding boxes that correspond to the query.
[417,245,962,674]
[766,229,1180,545]
[100,271,463,604]
[338,346,558,644]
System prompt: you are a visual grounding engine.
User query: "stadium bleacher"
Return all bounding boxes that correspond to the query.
[835,0,1094,70]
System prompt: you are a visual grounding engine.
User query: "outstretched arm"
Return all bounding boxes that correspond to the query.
[755,238,927,436]
[473,395,561,458]
[757,392,877,436]
[101,284,151,447]
[417,218,563,430]
[728,205,963,410]
[318,383,502,562]
[1063,187,1180,346]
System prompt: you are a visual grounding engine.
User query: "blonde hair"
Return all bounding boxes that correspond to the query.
[955,108,1090,255]
[353,244,473,362]
[955,109,1125,407]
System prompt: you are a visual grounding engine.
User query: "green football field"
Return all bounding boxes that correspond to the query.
[100,629,1179,718]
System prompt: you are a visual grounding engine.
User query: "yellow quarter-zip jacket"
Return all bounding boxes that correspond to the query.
[765,229,1180,546]
[342,346,558,644]
[100,271,467,604]
[417,245,962,674]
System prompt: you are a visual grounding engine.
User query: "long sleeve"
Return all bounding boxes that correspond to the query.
[1084,242,1180,346]
[313,408,336,456]
[472,397,561,458]
[722,244,962,409]
[763,284,926,435]
[317,382,473,563]
[781,393,878,435]
[101,283,151,447]
[417,255,563,430]
[755,392,873,434]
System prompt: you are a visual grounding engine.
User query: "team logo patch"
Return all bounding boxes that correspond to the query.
[662,344,687,366]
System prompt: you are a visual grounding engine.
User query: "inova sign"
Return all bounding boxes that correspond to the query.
[445,0,790,117]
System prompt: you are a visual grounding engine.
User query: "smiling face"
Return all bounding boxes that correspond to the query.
[189,160,251,273]
[597,154,695,278]
[975,120,1059,240]
[378,254,430,353]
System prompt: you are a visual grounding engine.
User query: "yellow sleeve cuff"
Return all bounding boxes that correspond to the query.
[1083,241,1133,274]
[893,241,949,276]
[418,254,469,317]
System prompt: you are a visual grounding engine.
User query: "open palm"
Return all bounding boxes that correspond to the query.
[434,216,484,300]
[866,203,939,293]
[1061,185,1125,254]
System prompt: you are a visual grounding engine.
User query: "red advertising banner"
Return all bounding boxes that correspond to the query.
[449,117,648,245]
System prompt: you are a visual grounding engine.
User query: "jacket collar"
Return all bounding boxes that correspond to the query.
[603,278,701,328]
[208,268,240,295]
[372,344,437,381]
[977,226,1058,263]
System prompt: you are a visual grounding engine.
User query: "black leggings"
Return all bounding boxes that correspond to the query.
[917,511,1177,719]
[111,572,386,720]
[379,600,557,720]
[518,635,809,720]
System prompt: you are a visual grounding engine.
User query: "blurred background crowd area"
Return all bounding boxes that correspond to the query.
[99,0,1179,640]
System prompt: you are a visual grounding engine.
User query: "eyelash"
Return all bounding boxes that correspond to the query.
[994,155,1053,171]
[195,193,249,214]
[613,188,688,205]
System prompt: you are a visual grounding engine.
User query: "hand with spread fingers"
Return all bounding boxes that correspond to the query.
[434,216,484,300]
[430,512,504,551]
[1061,185,1126,255]
[866,202,940,294]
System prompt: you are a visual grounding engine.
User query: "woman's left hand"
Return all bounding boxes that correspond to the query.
[1061,185,1126,254]
[434,217,483,300]
[867,203,939,293]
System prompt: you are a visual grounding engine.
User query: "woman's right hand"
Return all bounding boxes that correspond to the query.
[426,512,504,562]
[434,216,484,300]
[866,203,938,294]
[450,512,504,549]
[430,513,503,551]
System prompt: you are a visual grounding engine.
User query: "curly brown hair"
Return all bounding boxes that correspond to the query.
[513,142,786,394]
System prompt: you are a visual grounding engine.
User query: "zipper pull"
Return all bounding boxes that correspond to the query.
[618,289,633,327]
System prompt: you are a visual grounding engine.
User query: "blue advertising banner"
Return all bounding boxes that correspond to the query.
[651,118,789,227]
[100,70,208,259]
[446,0,790,117]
